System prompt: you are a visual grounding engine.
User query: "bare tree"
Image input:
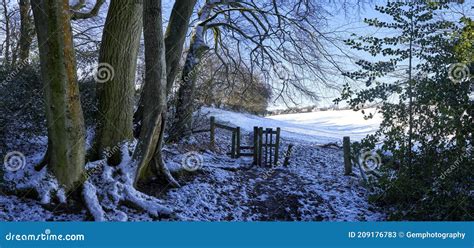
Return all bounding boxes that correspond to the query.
[170,0,334,141]
[69,1,107,76]
[195,52,272,115]
[16,0,34,64]
[70,0,106,20]
[1,0,12,67]
[0,0,34,66]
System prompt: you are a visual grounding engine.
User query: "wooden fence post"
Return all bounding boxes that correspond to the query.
[253,126,258,165]
[268,128,273,166]
[283,144,294,167]
[266,128,272,167]
[236,127,241,158]
[343,136,352,175]
[274,127,281,166]
[258,127,263,166]
[210,116,215,148]
[231,131,236,158]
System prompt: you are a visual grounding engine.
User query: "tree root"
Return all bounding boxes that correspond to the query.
[4,144,173,221]
[34,143,50,171]
[82,145,172,221]
[152,152,180,188]
[82,181,105,221]
[134,113,181,188]
[3,169,69,207]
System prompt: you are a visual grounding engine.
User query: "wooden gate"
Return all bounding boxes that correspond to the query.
[256,127,280,167]
[210,116,280,166]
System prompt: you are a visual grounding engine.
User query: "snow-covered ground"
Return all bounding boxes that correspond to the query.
[201,107,382,143]
[1,108,385,221]
[158,133,384,221]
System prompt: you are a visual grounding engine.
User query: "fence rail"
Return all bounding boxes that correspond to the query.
[212,117,357,175]
[209,116,281,166]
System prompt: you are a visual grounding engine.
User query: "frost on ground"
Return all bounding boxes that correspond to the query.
[154,129,384,221]
[1,108,385,221]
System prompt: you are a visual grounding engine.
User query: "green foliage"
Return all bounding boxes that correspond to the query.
[454,17,474,63]
[336,1,473,220]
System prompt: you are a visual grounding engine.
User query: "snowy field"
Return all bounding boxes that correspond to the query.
[1,108,385,221]
[201,107,382,143]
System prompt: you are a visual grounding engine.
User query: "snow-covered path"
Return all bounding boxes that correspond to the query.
[151,128,384,221]
[1,108,385,221]
[156,109,384,220]
[162,148,384,221]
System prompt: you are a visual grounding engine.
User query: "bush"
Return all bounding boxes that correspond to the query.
[194,54,272,115]
[337,2,473,220]
[370,146,473,220]
[0,63,46,149]
[0,64,98,154]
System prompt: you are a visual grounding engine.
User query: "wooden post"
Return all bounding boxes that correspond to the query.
[283,144,294,167]
[253,126,258,165]
[258,127,263,166]
[274,127,281,166]
[231,131,236,158]
[343,136,352,175]
[265,128,271,167]
[269,128,273,166]
[236,127,241,158]
[210,116,215,148]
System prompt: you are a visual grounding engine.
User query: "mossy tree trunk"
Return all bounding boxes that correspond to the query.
[133,0,179,188]
[92,0,143,165]
[31,0,85,191]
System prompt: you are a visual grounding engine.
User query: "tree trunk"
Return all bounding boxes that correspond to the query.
[164,0,197,94]
[133,0,179,187]
[31,0,85,191]
[168,3,212,142]
[133,0,196,135]
[2,0,11,67]
[92,0,142,165]
[407,10,414,168]
[17,0,34,64]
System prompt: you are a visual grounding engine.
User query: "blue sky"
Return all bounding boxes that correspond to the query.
[80,0,473,110]
[161,0,473,109]
[280,0,474,109]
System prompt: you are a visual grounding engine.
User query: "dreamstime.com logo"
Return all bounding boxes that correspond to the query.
[448,63,471,84]
[358,149,382,171]
[439,146,472,180]
[181,151,203,171]
[93,62,115,83]
[3,151,26,172]
[0,59,29,87]
[4,229,85,242]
